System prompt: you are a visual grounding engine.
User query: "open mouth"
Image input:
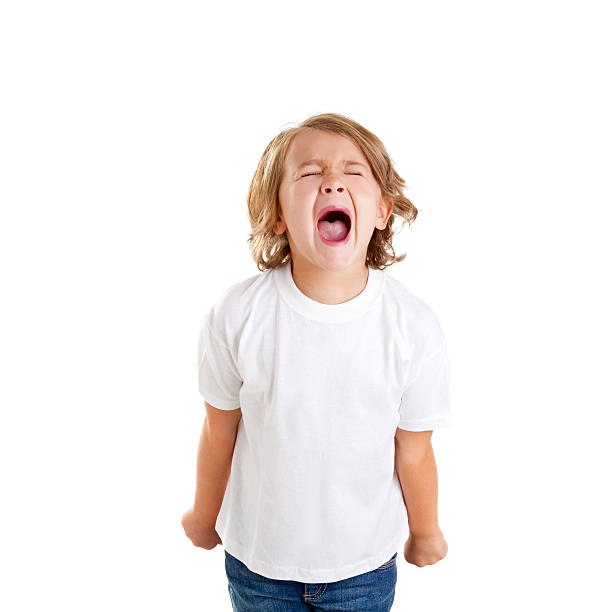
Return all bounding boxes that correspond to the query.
[316,208,352,244]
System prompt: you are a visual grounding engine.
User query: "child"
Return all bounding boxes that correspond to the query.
[182,112,452,611]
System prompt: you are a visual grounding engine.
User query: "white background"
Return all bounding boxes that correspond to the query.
[1,1,610,610]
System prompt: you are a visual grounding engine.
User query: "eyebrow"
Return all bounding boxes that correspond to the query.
[295,158,368,171]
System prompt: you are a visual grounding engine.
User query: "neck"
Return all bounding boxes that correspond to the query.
[289,258,369,305]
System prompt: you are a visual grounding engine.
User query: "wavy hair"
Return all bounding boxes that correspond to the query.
[246,112,418,271]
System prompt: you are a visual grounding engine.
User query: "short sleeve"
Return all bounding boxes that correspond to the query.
[197,315,242,411]
[397,332,452,432]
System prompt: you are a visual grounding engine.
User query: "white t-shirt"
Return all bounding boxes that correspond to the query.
[198,260,452,582]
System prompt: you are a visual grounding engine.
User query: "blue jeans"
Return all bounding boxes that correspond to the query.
[224,550,398,611]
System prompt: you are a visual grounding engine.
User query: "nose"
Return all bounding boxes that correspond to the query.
[320,174,345,195]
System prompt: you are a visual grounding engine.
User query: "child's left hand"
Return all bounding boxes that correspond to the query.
[403,528,448,567]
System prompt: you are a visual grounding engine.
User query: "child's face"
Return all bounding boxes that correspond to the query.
[276,129,393,272]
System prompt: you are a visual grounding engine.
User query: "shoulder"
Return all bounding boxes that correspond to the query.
[201,269,272,340]
[382,271,447,357]
[383,271,443,328]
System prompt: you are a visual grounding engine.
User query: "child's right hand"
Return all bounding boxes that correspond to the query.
[181,506,222,550]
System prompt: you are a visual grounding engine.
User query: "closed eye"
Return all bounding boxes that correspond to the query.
[300,172,362,177]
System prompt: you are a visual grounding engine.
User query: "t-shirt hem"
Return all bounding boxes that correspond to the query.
[220,531,407,583]
[397,413,453,431]
[200,392,241,411]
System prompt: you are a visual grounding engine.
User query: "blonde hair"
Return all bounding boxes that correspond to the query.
[246,112,418,271]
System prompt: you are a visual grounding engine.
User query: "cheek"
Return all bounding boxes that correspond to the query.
[281,191,312,228]
[292,181,316,200]
[353,181,377,203]
[285,186,316,218]
[356,211,377,230]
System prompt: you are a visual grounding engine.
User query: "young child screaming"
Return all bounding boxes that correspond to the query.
[182,112,452,611]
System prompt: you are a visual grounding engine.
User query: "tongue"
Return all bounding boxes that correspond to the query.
[317,218,349,241]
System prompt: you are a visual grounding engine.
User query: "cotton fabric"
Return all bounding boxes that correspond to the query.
[198,260,452,582]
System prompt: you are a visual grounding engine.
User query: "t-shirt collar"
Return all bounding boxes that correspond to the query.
[274,259,384,323]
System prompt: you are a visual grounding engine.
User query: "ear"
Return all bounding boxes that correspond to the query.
[273,212,287,235]
[375,196,394,230]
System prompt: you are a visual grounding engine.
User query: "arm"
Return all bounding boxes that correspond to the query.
[192,401,242,525]
[394,428,440,536]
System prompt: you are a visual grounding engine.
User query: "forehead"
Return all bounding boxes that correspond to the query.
[285,129,368,168]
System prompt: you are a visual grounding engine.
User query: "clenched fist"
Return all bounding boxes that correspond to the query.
[181,507,222,550]
[403,528,448,567]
